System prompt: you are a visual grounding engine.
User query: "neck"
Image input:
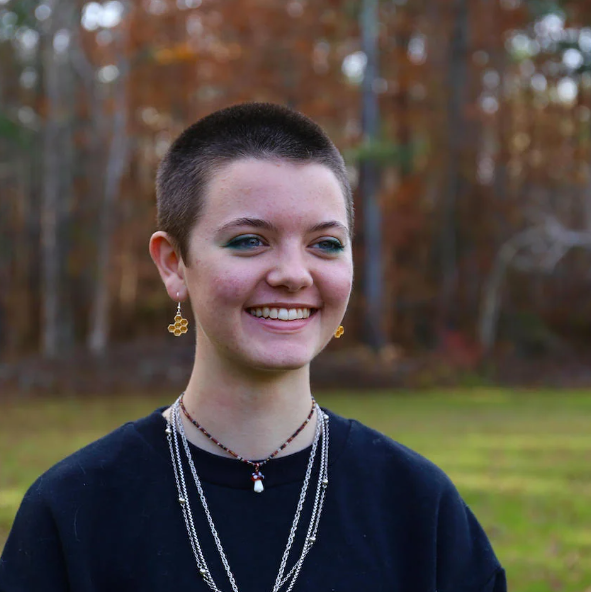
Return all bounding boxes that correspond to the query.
[170,344,317,461]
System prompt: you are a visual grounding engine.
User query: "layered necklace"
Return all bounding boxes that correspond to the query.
[166,395,330,592]
[179,393,317,493]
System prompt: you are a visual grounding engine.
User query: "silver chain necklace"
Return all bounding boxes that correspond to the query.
[166,396,330,592]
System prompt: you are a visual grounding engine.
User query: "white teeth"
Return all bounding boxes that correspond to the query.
[247,307,315,321]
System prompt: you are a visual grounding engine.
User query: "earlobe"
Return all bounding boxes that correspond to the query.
[149,231,187,300]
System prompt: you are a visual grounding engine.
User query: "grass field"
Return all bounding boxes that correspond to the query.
[1,389,590,591]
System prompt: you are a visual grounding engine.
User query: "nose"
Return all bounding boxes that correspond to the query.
[265,245,313,292]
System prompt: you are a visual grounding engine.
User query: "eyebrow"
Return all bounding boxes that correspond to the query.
[216,217,349,235]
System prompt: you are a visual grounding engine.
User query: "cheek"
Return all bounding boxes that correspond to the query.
[206,269,253,306]
[320,263,353,308]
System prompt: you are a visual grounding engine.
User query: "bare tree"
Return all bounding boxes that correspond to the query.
[437,0,470,329]
[359,0,385,351]
[87,4,131,354]
[40,0,76,358]
[479,209,591,354]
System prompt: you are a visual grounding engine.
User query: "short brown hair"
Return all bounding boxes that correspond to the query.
[156,102,353,263]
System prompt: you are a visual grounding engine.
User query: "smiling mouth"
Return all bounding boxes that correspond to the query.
[246,307,318,321]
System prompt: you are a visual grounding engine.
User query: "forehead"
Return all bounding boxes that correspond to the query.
[199,158,348,229]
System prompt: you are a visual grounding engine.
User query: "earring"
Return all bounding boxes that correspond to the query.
[334,325,344,338]
[168,296,188,336]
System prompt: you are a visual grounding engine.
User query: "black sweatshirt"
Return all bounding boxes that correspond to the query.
[0,406,506,592]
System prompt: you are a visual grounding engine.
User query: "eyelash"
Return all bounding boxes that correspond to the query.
[226,235,265,250]
[225,235,344,253]
[312,239,345,252]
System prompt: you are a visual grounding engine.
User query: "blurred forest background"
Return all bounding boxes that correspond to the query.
[3,0,591,391]
[2,3,591,587]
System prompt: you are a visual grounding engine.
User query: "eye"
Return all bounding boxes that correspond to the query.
[225,234,267,250]
[311,238,345,253]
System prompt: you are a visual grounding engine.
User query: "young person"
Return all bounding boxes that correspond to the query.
[0,103,507,592]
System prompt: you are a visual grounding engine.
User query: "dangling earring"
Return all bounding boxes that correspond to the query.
[168,294,188,336]
[334,325,344,338]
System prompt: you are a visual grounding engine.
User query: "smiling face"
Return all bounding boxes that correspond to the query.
[182,157,353,372]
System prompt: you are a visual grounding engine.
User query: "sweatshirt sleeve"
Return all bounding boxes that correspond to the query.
[478,566,507,592]
[435,484,507,592]
[0,480,70,592]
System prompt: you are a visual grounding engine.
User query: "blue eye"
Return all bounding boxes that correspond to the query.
[226,235,266,250]
[313,239,344,252]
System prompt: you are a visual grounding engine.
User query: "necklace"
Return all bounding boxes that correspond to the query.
[179,393,317,493]
[166,395,330,592]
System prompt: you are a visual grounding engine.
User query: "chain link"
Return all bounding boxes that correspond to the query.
[166,396,330,592]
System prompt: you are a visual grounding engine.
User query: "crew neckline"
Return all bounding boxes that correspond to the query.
[132,405,351,490]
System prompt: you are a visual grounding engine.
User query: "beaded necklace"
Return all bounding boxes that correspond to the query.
[179,393,316,493]
[166,397,330,591]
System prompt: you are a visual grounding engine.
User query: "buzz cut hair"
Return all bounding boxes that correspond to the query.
[156,102,353,264]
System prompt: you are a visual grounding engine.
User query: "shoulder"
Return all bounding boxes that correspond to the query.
[327,409,454,498]
[325,410,505,591]
[0,409,170,587]
[26,408,167,505]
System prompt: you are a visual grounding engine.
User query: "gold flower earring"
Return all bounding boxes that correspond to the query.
[168,293,189,336]
[334,325,344,339]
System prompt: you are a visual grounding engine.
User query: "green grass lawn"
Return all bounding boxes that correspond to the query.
[1,389,590,590]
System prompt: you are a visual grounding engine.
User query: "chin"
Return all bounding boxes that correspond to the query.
[250,356,311,373]
[239,348,316,373]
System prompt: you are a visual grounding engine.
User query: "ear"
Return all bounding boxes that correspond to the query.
[149,231,188,301]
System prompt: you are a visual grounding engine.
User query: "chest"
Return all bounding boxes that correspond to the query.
[76,485,435,592]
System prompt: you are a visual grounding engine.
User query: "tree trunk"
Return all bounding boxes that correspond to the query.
[40,17,62,358]
[88,12,131,354]
[360,0,385,351]
[40,0,76,358]
[437,0,470,331]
